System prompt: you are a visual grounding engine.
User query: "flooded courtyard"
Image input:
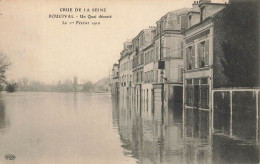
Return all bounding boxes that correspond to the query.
[0,92,258,164]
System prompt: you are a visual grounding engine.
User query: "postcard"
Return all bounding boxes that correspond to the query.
[0,0,259,163]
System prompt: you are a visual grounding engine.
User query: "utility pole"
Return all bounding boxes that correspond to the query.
[159,20,162,61]
[159,20,165,117]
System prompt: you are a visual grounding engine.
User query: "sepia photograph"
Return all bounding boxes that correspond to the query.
[0,0,259,163]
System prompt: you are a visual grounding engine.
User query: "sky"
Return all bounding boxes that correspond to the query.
[0,0,225,84]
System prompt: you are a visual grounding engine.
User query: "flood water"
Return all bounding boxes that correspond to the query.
[0,92,136,164]
[0,92,259,164]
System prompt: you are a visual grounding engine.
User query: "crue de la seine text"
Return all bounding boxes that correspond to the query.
[48,8,112,26]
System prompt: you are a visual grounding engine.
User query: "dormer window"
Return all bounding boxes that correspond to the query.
[189,15,192,27]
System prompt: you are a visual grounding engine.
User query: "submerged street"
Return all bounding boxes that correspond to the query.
[0,92,135,164]
[0,92,258,164]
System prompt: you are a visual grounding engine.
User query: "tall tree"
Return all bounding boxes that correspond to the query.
[0,53,10,84]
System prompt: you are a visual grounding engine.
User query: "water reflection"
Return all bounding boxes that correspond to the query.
[113,92,260,164]
[0,97,8,131]
[0,92,138,164]
[0,91,258,164]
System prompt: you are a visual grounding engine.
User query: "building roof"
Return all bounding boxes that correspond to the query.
[184,15,213,34]
[156,8,192,23]
[184,3,228,34]
[132,28,155,42]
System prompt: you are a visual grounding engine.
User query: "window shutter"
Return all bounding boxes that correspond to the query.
[205,40,209,65]
[191,46,195,69]
[186,47,190,70]
[197,43,202,68]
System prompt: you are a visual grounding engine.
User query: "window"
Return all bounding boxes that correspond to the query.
[133,56,138,68]
[141,71,143,82]
[201,78,208,84]
[189,15,192,27]
[197,40,209,68]
[185,85,193,106]
[186,46,194,70]
[185,78,209,109]
[151,49,154,60]
[200,78,209,108]
[141,53,144,64]
[194,79,200,85]
[186,79,192,85]
[134,72,137,83]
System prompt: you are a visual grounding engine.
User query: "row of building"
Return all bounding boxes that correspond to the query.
[111,0,259,110]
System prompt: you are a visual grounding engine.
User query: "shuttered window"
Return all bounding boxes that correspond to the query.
[198,40,209,68]
[205,40,209,66]
[191,46,195,69]
[186,47,193,70]
[197,42,203,68]
[141,53,144,65]
[186,47,190,70]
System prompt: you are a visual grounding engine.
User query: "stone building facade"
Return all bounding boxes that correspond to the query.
[113,0,259,112]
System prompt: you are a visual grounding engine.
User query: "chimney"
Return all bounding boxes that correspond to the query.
[192,1,199,7]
